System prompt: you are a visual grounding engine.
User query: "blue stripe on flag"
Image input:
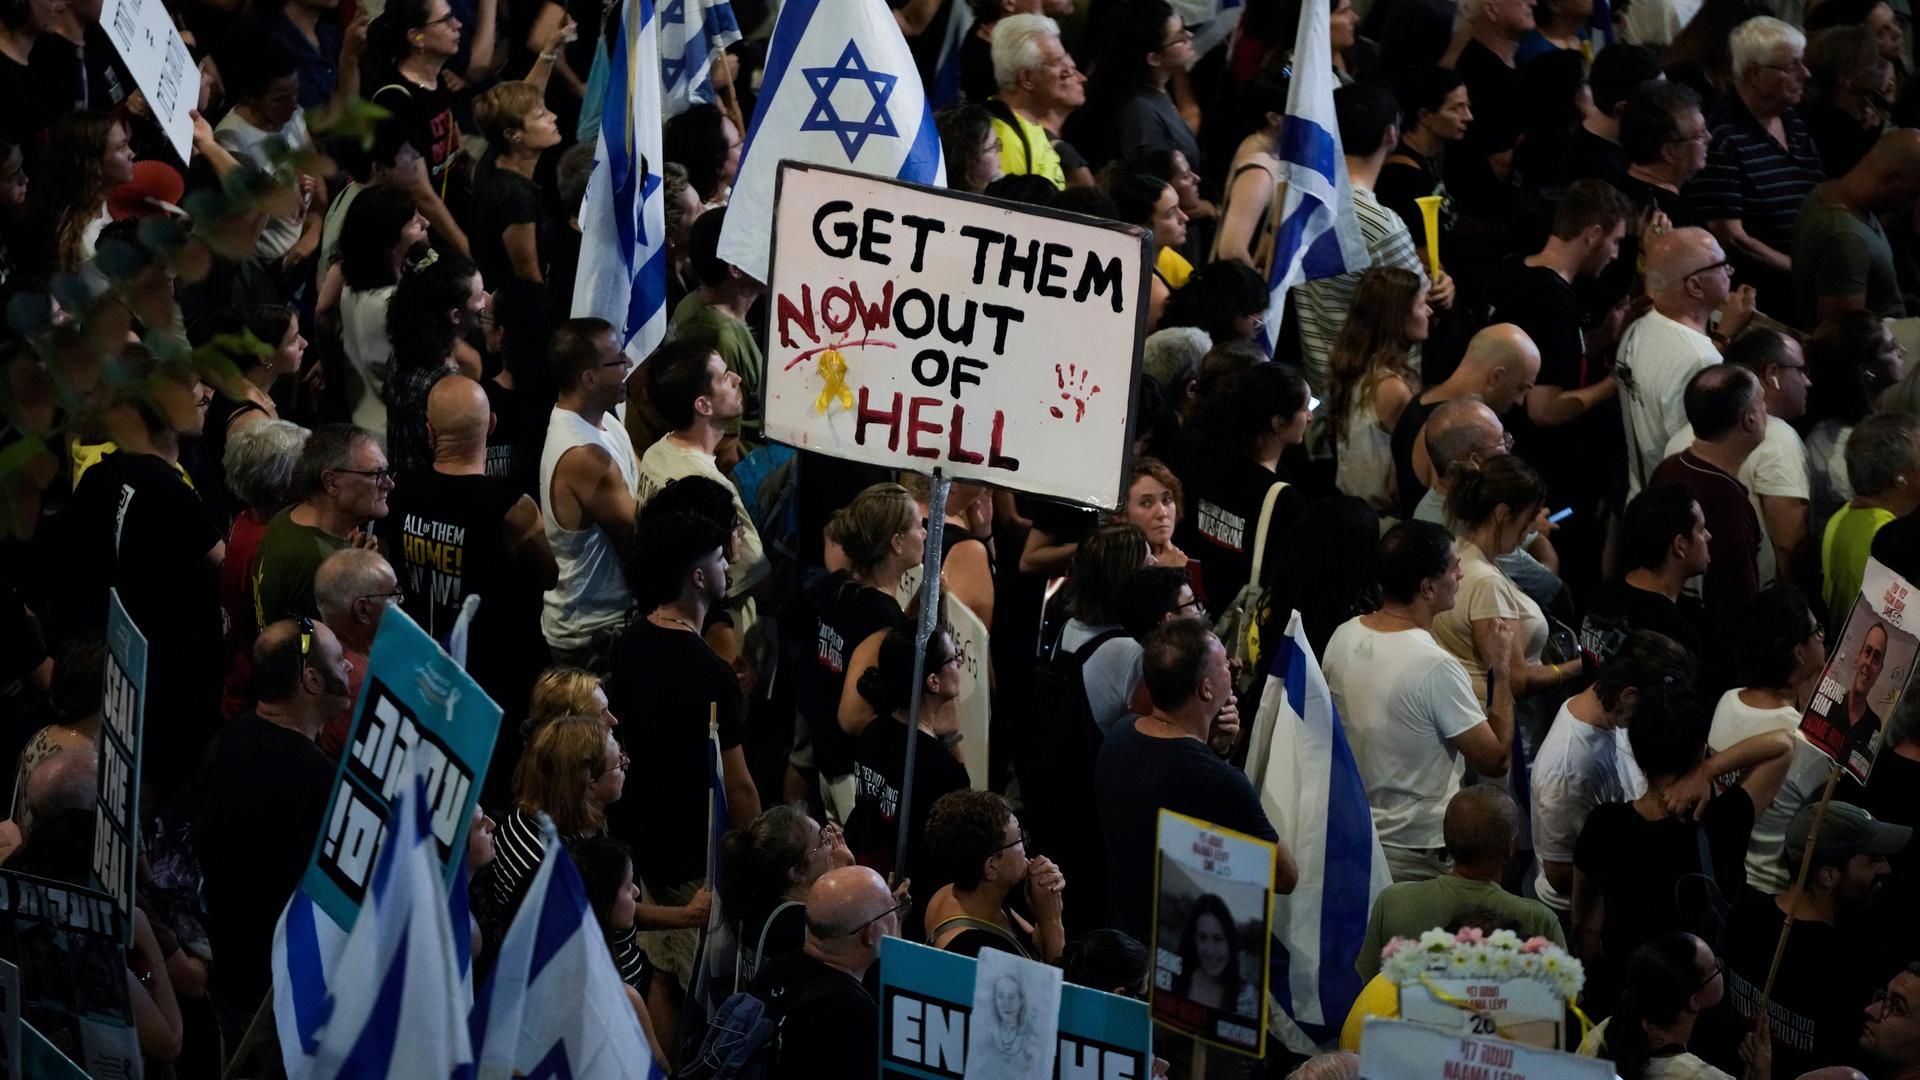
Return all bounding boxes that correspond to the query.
[898,98,945,183]
[338,925,411,1072]
[1302,224,1348,280]
[286,895,334,1053]
[528,862,585,984]
[1316,685,1374,1026]
[731,0,825,184]
[1278,114,1338,186]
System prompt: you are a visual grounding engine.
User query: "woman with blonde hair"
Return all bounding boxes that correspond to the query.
[799,482,923,821]
[525,666,620,732]
[1325,266,1428,513]
[470,80,563,288]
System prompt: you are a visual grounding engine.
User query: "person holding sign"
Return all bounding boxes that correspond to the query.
[189,618,350,1041]
[1095,619,1294,941]
[924,789,1067,963]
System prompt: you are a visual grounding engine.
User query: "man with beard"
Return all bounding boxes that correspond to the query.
[188,618,355,1041]
[1705,802,1910,1077]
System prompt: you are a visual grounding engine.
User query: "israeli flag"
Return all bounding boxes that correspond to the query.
[659,0,742,117]
[471,816,665,1080]
[296,774,474,1076]
[272,813,475,1077]
[1261,0,1368,345]
[715,0,945,282]
[574,0,671,362]
[928,1,972,108]
[1244,611,1390,1052]
[686,718,733,1010]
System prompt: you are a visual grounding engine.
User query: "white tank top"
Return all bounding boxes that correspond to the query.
[539,405,638,650]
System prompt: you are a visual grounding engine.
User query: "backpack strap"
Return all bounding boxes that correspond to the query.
[1246,480,1290,588]
[982,97,1039,171]
[1070,627,1128,666]
[927,915,1031,959]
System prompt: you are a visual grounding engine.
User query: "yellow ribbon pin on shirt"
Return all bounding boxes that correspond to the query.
[815,348,854,414]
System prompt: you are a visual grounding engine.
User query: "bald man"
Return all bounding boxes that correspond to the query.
[1355,787,1565,979]
[1412,398,1564,609]
[1390,324,1541,517]
[1618,227,1756,493]
[751,866,895,1078]
[1793,129,1920,327]
[378,375,556,805]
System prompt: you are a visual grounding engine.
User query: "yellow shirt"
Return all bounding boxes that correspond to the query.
[1822,504,1896,615]
[989,107,1065,190]
[1156,246,1193,290]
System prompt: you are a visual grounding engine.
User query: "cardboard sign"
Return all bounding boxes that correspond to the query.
[1151,810,1277,1057]
[878,937,1152,1079]
[96,0,195,161]
[93,590,145,946]
[0,873,138,1080]
[765,162,1149,511]
[1358,1018,1613,1080]
[1395,976,1565,1049]
[300,608,502,930]
[1801,558,1918,783]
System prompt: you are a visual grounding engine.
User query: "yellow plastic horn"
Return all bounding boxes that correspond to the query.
[1415,195,1443,278]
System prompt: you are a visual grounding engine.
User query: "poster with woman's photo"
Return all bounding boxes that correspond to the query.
[1802,559,1920,783]
[1152,810,1277,1057]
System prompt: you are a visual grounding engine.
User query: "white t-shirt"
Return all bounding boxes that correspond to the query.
[214,109,313,260]
[1707,689,1834,894]
[1665,415,1809,583]
[1323,618,1485,851]
[1530,700,1647,911]
[1619,309,1719,495]
[340,285,396,434]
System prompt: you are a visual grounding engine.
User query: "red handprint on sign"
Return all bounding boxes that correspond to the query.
[1049,363,1101,423]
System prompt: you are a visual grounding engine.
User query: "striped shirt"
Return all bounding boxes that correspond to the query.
[479,809,649,987]
[1681,98,1825,254]
[1293,185,1425,394]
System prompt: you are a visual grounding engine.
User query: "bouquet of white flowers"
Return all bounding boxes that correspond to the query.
[1378,926,1586,1002]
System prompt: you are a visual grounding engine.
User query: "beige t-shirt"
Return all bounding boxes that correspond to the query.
[1430,541,1549,685]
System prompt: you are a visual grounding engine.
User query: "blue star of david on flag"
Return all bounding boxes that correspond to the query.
[799,41,899,160]
[661,0,685,23]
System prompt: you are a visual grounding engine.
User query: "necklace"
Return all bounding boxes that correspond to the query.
[653,611,700,634]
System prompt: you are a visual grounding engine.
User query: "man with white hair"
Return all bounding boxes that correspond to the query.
[313,547,399,754]
[986,13,1085,190]
[959,0,1072,105]
[1617,226,1755,493]
[1684,17,1825,309]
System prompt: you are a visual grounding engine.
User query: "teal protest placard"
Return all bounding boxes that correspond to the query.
[299,608,503,929]
[878,936,1152,1078]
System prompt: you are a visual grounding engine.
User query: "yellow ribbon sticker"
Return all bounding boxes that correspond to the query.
[815,348,854,414]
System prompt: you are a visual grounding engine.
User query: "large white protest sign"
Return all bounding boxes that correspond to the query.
[1358,1019,1612,1080]
[97,0,195,161]
[766,162,1150,510]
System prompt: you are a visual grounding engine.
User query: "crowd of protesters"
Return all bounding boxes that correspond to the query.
[1,0,1918,1075]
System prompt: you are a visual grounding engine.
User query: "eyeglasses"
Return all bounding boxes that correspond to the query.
[991,829,1031,856]
[1664,129,1712,145]
[1684,259,1733,280]
[1871,988,1911,1020]
[1755,57,1808,75]
[1176,597,1208,618]
[420,11,458,27]
[1694,957,1726,993]
[1160,26,1194,48]
[843,895,911,937]
[332,466,397,483]
[1807,623,1826,643]
[359,590,405,607]
[943,643,970,669]
[595,751,631,777]
[809,822,842,859]
[295,615,314,661]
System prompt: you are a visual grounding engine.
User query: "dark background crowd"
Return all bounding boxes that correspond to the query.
[0,0,1918,1074]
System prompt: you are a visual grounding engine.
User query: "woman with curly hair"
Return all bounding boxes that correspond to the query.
[1326,266,1429,512]
[924,788,1066,963]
